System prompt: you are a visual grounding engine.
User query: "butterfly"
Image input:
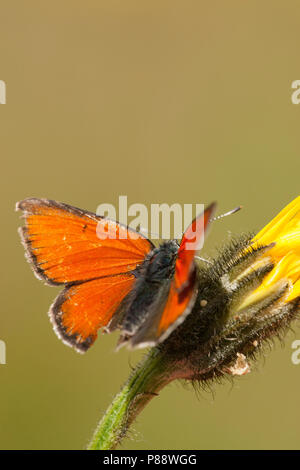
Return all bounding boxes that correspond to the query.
[16,198,216,352]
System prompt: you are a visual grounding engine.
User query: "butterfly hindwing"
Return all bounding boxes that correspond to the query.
[50,274,135,352]
[128,271,197,348]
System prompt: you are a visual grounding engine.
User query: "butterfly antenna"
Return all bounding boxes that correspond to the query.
[195,256,213,265]
[210,205,242,222]
[136,225,160,239]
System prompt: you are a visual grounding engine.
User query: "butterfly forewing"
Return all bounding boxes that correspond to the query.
[17,198,153,285]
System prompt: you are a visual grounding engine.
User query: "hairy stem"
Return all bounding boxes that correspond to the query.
[87,348,173,450]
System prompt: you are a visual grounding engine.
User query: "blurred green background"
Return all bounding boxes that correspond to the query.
[1,0,299,449]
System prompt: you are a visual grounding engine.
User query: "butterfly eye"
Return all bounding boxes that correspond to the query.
[159,252,175,267]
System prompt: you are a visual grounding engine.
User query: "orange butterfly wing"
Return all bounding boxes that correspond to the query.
[174,202,216,291]
[17,198,153,352]
[17,198,153,285]
[157,203,216,340]
[51,274,135,352]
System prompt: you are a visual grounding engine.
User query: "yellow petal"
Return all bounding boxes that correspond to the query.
[249,196,300,304]
[253,196,300,246]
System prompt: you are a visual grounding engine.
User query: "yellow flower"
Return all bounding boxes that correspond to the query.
[243,196,300,307]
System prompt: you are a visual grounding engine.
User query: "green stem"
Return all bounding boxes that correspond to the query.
[87,348,172,450]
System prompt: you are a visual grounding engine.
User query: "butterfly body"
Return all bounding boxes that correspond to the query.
[109,241,183,348]
[17,198,215,352]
